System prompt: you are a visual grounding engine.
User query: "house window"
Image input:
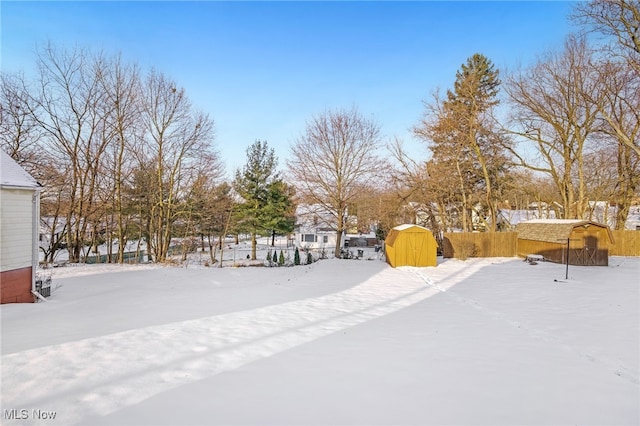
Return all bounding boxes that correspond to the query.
[303,234,317,243]
[323,235,328,243]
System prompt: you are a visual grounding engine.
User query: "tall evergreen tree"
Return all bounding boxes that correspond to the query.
[264,180,296,246]
[233,140,293,259]
[416,53,510,231]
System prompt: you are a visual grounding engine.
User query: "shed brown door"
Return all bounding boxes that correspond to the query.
[569,235,607,266]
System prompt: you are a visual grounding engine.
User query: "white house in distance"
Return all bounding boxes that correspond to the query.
[1,151,41,303]
[293,204,345,252]
[586,201,640,230]
[498,202,640,231]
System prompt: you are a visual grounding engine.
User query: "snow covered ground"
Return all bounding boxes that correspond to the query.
[1,254,638,425]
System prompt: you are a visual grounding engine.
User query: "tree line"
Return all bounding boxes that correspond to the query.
[392,0,639,234]
[1,1,638,264]
[1,43,225,263]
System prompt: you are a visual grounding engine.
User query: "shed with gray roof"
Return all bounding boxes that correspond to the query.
[516,219,614,266]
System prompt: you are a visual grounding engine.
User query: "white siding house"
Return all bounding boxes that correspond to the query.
[1,151,41,303]
[293,204,345,252]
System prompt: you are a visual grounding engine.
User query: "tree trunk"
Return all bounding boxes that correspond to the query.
[334,230,343,258]
[455,160,470,231]
[615,143,637,230]
[251,232,257,260]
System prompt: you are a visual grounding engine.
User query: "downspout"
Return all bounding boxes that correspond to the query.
[31,186,46,302]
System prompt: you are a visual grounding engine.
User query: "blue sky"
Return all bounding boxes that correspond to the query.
[1,1,577,175]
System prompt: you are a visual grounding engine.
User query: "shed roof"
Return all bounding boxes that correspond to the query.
[386,224,436,248]
[391,224,431,232]
[516,219,614,244]
[1,150,39,189]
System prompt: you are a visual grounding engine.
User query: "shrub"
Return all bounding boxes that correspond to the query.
[278,250,285,266]
[307,251,314,264]
[266,250,272,262]
[456,240,477,260]
[294,247,300,265]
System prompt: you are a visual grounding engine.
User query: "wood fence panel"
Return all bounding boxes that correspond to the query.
[444,230,639,259]
[443,232,517,259]
[610,230,640,256]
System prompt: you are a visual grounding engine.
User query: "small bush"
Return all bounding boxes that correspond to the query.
[294,247,300,265]
[278,250,285,266]
[307,251,313,264]
[456,240,477,260]
[266,250,272,262]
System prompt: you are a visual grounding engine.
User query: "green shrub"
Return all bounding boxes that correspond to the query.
[278,250,285,266]
[294,247,300,265]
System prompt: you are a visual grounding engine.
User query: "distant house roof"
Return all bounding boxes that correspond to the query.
[516,219,614,244]
[0,150,39,189]
[497,209,556,227]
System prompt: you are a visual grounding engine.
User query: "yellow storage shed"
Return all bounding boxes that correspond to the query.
[385,224,438,267]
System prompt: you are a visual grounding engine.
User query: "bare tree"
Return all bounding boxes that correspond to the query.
[592,59,640,157]
[288,107,381,257]
[29,43,111,263]
[0,73,42,170]
[3,43,221,264]
[505,35,600,219]
[572,0,640,71]
[590,60,640,228]
[193,181,235,265]
[139,70,217,262]
[176,155,224,264]
[98,55,143,262]
[388,139,450,232]
[573,0,640,160]
[0,72,74,263]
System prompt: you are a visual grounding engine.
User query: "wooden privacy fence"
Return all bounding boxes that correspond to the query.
[443,230,640,259]
[443,232,517,259]
[610,230,640,256]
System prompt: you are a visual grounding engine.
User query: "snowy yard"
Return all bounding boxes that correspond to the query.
[1,255,638,425]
